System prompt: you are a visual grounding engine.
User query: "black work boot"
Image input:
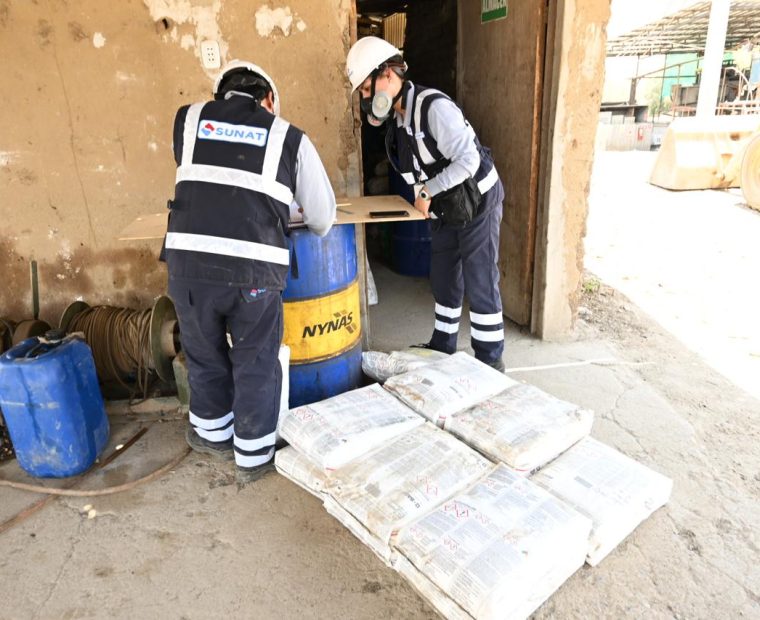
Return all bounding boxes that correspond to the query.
[236,461,276,485]
[185,427,234,461]
[486,358,506,373]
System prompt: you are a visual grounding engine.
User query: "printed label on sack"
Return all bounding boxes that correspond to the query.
[197,120,268,146]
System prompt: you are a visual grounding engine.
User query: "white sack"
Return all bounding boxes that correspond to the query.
[384,352,517,427]
[445,383,594,473]
[326,423,493,545]
[531,436,673,566]
[395,556,473,620]
[366,256,378,306]
[279,383,424,470]
[274,446,328,498]
[362,348,449,383]
[395,465,591,620]
[323,496,397,568]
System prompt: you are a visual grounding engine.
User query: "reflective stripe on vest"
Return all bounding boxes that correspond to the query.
[175,164,294,205]
[177,112,294,206]
[165,232,290,265]
[172,102,293,268]
[414,89,443,166]
[477,164,498,195]
[181,103,204,167]
[409,85,500,195]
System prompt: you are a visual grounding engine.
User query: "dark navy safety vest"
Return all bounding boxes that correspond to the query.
[386,82,504,215]
[161,94,303,290]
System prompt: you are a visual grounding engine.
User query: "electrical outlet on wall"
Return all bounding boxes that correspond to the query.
[200,40,221,69]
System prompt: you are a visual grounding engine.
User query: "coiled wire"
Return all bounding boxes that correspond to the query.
[68,306,153,397]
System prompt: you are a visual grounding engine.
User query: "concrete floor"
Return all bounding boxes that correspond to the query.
[586,151,760,402]
[1,259,759,618]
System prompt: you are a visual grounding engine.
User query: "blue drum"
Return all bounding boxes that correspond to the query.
[283,225,363,408]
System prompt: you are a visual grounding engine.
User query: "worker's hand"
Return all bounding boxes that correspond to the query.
[414,187,432,218]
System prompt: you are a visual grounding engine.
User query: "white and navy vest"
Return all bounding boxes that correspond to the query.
[161,95,303,289]
[386,83,504,216]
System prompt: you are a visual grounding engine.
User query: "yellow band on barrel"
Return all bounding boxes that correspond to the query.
[283,280,362,364]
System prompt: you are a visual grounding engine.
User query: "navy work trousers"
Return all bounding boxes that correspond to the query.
[428,204,505,364]
[168,280,283,468]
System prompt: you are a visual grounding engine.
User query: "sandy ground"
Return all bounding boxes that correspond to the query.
[1,206,760,617]
[586,151,760,402]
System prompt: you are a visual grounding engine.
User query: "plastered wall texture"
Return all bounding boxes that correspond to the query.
[0,0,358,323]
[534,0,610,339]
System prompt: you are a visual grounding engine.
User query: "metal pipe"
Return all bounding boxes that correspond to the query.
[30,261,39,321]
[697,0,731,117]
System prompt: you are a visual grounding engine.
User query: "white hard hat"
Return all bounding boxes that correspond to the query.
[213,60,281,116]
[346,36,405,92]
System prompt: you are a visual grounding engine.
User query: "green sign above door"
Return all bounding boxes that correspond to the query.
[482,0,508,23]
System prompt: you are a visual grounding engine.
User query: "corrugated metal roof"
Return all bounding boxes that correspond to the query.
[607,1,760,57]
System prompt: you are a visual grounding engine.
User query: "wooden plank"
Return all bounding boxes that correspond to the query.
[118,195,422,241]
[334,195,424,225]
[118,212,168,241]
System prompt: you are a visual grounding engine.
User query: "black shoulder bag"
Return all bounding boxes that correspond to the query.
[429,176,482,229]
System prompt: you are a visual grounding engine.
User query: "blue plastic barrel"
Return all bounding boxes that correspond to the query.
[283,225,363,408]
[392,220,432,277]
[388,165,432,277]
[0,335,109,477]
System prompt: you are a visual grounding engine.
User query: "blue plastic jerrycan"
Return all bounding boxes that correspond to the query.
[0,331,109,477]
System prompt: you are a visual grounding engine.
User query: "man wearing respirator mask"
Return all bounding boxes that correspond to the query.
[346,37,506,371]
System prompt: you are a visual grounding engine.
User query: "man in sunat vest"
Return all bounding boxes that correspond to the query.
[161,61,336,479]
[346,37,506,372]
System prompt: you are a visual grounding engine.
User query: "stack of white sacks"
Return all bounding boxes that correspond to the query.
[276,351,672,619]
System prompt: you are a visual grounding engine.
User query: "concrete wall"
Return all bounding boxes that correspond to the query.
[0,0,357,323]
[532,0,610,339]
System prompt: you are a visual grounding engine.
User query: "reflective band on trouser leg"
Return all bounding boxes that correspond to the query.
[458,204,503,364]
[435,303,462,319]
[234,432,276,468]
[470,310,502,326]
[429,221,465,355]
[433,303,462,336]
[434,319,460,334]
[228,290,282,469]
[470,310,504,363]
[431,304,462,354]
[470,326,504,342]
[189,410,234,442]
[234,431,277,452]
[235,446,275,468]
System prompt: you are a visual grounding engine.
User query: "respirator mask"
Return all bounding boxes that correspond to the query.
[360,66,403,127]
